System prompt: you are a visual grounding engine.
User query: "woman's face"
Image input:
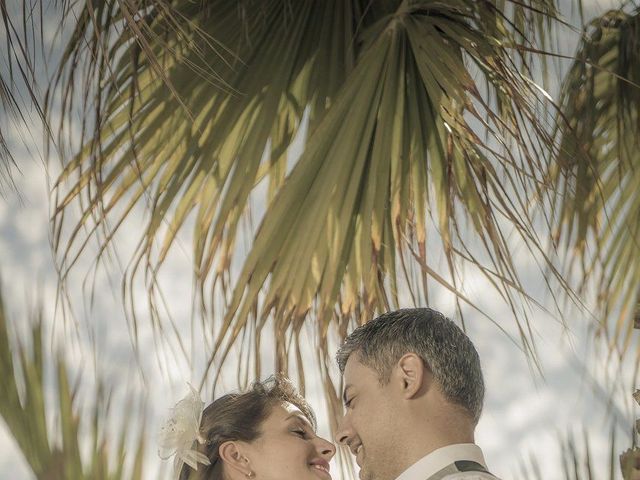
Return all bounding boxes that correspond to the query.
[242,401,335,480]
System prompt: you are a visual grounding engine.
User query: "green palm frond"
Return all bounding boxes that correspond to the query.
[202,2,566,384]
[0,288,147,479]
[553,6,640,354]
[50,1,568,391]
[50,0,358,300]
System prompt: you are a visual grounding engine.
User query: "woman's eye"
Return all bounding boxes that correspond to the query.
[293,429,307,438]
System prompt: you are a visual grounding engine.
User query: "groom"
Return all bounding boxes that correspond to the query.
[335,308,499,480]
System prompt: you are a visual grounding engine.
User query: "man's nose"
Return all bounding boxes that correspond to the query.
[335,417,351,445]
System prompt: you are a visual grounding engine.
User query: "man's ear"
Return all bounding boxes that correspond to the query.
[396,353,430,399]
[219,441,253,477]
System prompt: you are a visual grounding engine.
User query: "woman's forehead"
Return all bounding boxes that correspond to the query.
[268,401,311,425]
[282,401,302,415]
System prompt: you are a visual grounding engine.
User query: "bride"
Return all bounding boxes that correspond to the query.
[159,375,335,480]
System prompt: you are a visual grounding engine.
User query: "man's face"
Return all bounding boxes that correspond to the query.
[335,354,399,480]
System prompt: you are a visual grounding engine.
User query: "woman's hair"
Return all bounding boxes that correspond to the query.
[179,374,316,480]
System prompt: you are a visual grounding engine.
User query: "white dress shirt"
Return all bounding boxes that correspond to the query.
[394,443,496,480]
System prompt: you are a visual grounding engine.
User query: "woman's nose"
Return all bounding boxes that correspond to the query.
[317,436,337,459]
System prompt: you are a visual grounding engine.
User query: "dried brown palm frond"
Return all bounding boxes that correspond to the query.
[0,286,148,479]
[552,5,640,359]
[0,75,20,193]
[49,0,570,399]
[0,0,50,195]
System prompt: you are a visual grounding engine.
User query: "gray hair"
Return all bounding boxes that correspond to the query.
[336,308,484,424]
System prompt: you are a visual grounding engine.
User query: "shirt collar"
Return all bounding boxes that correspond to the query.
[395,444,487,480]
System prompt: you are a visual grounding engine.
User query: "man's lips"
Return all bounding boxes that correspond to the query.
[354,444,363,467]
[350,443,362,456]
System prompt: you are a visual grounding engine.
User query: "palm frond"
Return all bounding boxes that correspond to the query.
[203,1,566,384]
[50,0,569,398]
[519,427,620,480]
[553,6,640,356]
[50,0,358,303]
[0,286,147,479]
[0,0,50,195]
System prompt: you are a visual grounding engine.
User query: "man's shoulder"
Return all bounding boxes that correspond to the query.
[442,458,500,479]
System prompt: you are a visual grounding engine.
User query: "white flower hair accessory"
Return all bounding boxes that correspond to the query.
[158,383,211,479]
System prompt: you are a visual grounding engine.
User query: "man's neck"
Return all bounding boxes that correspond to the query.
[393,443,487,480]
[402,433,475,471]
[390,413,475,479]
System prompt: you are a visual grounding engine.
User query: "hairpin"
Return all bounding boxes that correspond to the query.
[158,383,211,479]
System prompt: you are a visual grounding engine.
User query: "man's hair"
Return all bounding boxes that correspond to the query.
[336,308,484,424]
[180,374,316,480]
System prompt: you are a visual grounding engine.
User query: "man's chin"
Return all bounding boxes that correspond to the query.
[358,466,373,480]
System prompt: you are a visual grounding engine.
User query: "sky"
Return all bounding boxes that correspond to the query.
[0,0,637,479]
[1,156,633,479]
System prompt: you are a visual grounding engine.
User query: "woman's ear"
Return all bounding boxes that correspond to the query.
[396,353,430,399]
[218,441,254,477]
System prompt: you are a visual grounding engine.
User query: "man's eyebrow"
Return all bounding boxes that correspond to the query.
[342,385,353,405]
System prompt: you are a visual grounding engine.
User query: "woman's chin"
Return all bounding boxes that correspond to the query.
[310,464,332,480]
